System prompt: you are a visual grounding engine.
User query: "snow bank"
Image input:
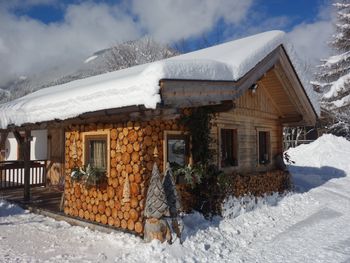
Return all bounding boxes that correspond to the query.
[0,199,25,217]
[0,30,319,129]
[1,135,350,262]
[287,134,350,192]
[222,192,287,219]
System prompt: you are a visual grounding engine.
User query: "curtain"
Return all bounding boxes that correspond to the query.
[89,140,107,169]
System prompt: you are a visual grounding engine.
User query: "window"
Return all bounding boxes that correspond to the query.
[220,129,238,167]
[164,132,190,168]
[258,131,270,165]
[84,134,108,170]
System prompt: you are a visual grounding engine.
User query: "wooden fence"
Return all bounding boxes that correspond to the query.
[0,160,47,189]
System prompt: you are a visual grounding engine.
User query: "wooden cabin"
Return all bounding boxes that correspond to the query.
[0,31,318,236]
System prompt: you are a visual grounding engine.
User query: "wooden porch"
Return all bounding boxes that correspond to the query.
[0,186,63,213]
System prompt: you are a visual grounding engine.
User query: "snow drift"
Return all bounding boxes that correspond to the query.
[1,134,350,262]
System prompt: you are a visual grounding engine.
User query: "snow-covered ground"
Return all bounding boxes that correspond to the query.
[1,134,350,263]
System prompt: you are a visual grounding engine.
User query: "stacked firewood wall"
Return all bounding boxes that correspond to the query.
[63,119,183,235]
[231,170,291,197]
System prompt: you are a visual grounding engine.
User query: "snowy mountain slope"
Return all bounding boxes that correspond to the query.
[0,37,178,104]
[1,134,350,262]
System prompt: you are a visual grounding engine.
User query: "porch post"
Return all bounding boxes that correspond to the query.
[14,130,31,201]
[0,131,8,161]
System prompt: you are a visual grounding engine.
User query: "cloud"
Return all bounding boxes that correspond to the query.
[0,0,58,10]
[0,2,140,83]
[130,0,253,43]
[287,2,334,67]
[0,0,254,84]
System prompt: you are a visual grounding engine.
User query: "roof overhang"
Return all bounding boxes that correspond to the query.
[160,45,317,127]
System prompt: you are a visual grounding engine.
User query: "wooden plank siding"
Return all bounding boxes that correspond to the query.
[211,75,284,174]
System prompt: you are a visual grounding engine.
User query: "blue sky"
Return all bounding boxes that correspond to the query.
[0,0,333,83]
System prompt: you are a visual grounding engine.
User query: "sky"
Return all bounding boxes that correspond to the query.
[0,0,334,85]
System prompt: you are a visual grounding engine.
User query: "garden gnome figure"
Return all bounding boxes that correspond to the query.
[144,162,171,242]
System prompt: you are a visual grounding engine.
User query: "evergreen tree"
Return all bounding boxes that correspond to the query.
[314,0,350,139]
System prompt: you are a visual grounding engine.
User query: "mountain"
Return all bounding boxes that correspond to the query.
[0,37,179,104]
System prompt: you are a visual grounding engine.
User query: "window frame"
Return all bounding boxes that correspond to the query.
[219,128,238,168]
[163,130,191,172]
[82,131,110,175]
[256,128,271,166]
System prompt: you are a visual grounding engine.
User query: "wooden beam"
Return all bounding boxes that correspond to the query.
[14,130,31,201]
[279,115,303,124]
[0,131,8,161]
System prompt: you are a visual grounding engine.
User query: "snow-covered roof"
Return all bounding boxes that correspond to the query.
[0,30,319,129]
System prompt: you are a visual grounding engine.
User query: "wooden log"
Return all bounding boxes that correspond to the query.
[114,200,121,210]
[105,207,111,217]
[108,199,115,208]
[121,219,127,229]
[126,164,133,174]
[126,144,133,154]
[123,211,130,220]
[129,208,139,221]
[134,173,142,184]
[76,199,82,210]
[112,208,118,219]
[118,211,124,220]
[123,137,129,145]
[93,205,98,214]
[131,183,139,196]
[79,209,84,218]
[127,219,135,231]
[111,129,118,140]
[73,208,79,217]
[87,203,93,213]
[121,152,131,164]
[144,136,152,147]
[101,215,107,225]
[132,164,140,174]
[84,210,90,220]
[123,128,129,136]
[129,173,134,183]
[108,217,114,226]
[107,187,115,198]
[98,202,106,214]
[112,178,119,188]
[127,130,138,143]
[95,214,101,223]
[110,168,117,178]
[133,142,140,152]
[145,125,152,136]
[114,218,121,227]
[111,140,117,150]
[89,213,95,221]
[130,198,138,208]
[135,222,143,234]
[124,203,131,212]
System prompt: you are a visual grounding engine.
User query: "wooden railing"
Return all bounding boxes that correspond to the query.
[0,160,47,189]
